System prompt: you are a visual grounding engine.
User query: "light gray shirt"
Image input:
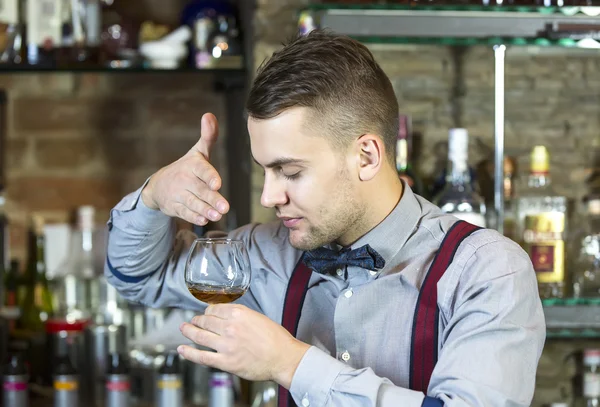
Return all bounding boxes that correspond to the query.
[105,182,546,407]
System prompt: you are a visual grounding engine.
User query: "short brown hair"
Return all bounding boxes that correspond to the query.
[246,29,399,165]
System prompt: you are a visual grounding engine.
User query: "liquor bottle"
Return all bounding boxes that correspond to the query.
[0,0,25,65]
[2,353,28,407]
[20,214,53,333]
[18,214,53,386]
[53,355,79,407]
[503,156,518,242]
[50,206,102,322]
[517,146,567,299]
[156,352,183,407]
[396,114,424,196]
[181,0,238,69]
[580,349,600,407]
[26,0,63,67]
[433,128,487,227]
[572,196,600,299]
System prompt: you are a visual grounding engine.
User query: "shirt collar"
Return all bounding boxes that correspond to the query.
[346,181,421,272]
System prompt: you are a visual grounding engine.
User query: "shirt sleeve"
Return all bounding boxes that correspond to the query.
[103,181,264,312]
[289,238,545,407]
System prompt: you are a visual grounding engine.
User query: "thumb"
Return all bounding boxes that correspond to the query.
[190,113,219,160]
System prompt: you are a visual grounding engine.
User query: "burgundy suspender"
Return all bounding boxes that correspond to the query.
[279,260,313,407]
[279,220,480,406]
[409,220,480,393]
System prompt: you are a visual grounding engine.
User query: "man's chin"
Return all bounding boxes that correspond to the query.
[288,230,322,251]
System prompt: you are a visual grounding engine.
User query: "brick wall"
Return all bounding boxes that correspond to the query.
[253,2,600,405]
[3,72,228,266]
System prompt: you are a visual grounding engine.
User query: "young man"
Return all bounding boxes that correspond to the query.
[106,29,545,406]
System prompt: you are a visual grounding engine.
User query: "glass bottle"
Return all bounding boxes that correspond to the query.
[572,197,600,299]
[517,146,568,299]
[396,114,424,196]
[433,128,487,227]
[503,156,518,242]
[0,0,25,65]
[26,0,63,67]
[50,206,97,322]
[18,214,53,387]
[581,349,600,407]
[181,0,237,69]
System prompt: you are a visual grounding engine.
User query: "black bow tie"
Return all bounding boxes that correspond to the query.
[303,244,386,275]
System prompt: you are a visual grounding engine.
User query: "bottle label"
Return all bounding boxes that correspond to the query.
[54,380,78,391]
[585,372,600,397]
[3,381,27,391]
[157,379,182,389]
[523,212,565,283]
[106,380,130,392]
[0,0,18,24]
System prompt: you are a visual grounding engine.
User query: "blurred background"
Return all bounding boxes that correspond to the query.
[2,0,600,406]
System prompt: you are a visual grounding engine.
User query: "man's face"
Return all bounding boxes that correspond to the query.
[248,107,365,250]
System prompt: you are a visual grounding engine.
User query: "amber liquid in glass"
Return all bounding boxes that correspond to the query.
[187,283,246,304]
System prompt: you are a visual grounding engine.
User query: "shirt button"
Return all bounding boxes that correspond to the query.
[301,397,310,407]
[344,289,353,299]
[341,351,350,362]
[336,268,344,277]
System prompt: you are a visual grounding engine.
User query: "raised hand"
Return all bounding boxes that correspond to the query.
[141,113,230,226]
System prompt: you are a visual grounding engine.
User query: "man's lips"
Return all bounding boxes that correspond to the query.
[279,217,302,227]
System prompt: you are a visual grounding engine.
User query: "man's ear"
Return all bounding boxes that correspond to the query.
[355,134,385,181]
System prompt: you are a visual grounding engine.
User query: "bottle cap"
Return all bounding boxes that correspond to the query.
[53,355,77,376]
[106,353,129,375]
[159,351,181,374]
[3,354,27,376]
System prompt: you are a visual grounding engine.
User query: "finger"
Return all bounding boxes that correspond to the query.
[177,344,223,369]
[205,304,243,320]
[190,113,219,161]
[191,160,222,192]
[185,184,229,217]
[191,315,227,335]
[180,322,221,350]
[173,203,208,226]
[181,190,223,222]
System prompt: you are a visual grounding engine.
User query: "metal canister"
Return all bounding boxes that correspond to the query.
[2,354,28,407]
[54,356,79,407]
[155,351,183,407]
[105,353,130,407]
[209,370,234,407]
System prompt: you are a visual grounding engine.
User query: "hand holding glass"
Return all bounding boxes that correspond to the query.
[185,238,251,304]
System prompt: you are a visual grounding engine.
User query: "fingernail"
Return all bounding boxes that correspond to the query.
[179,323,185,331]
[177,345,184,354]
[208,209,220,221]
[217,201,227,213]
[210,178,218,190]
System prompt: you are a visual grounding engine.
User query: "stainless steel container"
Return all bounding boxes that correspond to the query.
[82,324,127,406]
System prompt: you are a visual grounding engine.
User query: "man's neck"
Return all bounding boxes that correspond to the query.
[336,174,404,247]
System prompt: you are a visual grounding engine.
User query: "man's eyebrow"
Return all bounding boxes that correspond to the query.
[252,157,308,169]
